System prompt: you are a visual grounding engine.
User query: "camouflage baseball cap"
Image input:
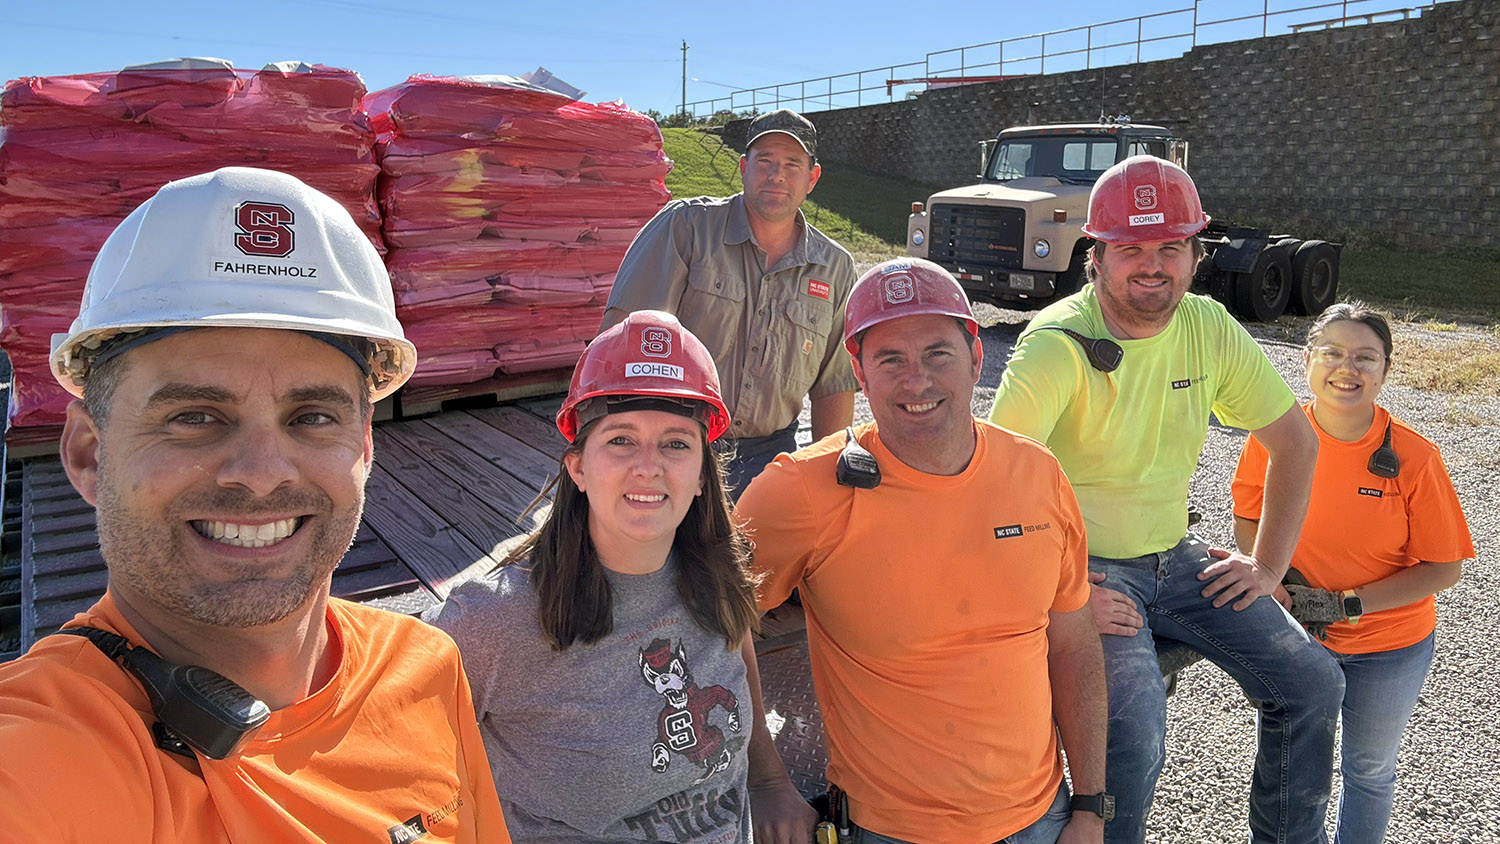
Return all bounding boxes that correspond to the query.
[746,109,817,159]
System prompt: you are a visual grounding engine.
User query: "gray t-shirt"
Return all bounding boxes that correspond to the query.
[425,558,751,844]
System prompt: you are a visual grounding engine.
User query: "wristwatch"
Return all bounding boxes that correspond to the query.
[1341,589,1364,625]
[1071,792,1115,821]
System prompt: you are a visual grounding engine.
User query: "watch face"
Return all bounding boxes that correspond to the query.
[1343,594,1363,616]
[1102,794,1116,822]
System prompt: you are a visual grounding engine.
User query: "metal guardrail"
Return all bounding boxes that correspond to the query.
[680,0,1458,121]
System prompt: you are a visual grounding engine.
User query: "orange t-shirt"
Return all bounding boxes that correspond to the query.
[738,421,1090,844]
[1232,403,1473,654]
[0,592,510,844]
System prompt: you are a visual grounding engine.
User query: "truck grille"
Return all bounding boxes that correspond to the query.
[928,204,1025,270]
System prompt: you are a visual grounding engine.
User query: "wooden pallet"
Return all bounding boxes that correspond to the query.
[397,368,572,419]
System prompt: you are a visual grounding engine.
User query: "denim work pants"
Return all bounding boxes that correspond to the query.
[850,780,1072,844]
[716,420,799,500]
[1091,534,1344,844]
[1331,632,1435,844]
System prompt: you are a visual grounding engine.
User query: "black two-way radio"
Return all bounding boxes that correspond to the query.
[835,426,881,489]
[1368,421,1400,479]
[1030,325,1124,373]
[57,627,270,760]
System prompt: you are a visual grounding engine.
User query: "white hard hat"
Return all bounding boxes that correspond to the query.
[50,167,417,400]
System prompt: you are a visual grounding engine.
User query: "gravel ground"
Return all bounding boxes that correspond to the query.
[815,298,1499,844]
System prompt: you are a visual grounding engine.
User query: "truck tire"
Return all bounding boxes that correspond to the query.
[1233,247,1293,322]
[1288,240,1339,316]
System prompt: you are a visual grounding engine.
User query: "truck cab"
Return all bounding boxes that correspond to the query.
[907,121,1186,308]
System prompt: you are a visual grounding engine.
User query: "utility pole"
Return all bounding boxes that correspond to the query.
[680,40,689,120]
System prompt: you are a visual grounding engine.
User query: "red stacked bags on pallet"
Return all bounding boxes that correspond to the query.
[365,75,670,388]
[0,60,380,431]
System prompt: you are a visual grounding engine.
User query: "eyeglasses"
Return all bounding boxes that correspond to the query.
[1308,345,1385,373]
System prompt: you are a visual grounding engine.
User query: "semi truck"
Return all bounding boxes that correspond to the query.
[906,120,1341,321]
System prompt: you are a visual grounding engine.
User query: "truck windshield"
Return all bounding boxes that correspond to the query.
[988,136,1121,183]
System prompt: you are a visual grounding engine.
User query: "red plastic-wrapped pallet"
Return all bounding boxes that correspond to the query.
[0,60,381,433]
[366,75,671,391]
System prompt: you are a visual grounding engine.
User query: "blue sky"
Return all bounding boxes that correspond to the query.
[4,0,1396,115]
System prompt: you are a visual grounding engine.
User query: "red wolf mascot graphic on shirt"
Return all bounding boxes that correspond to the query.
[639,637,741,782]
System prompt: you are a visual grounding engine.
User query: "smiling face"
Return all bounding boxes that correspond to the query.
[852,314,983,475]
[1305,319,1389,414]
[1091,239,1198,337]
[739,133,821,226]
[61,328,373,631]
[563,409,706,572]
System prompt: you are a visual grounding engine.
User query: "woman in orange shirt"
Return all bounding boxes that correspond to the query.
[1231,302,1473,844]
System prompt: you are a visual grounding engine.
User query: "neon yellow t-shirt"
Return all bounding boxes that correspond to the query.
[989,285,1294,558]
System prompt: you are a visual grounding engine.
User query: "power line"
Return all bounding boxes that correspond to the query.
[691,77,749,91]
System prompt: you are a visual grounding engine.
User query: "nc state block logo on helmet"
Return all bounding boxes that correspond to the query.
[235,201,296,257]
[1082,155,1210,245]
[50,167,416,401]
[640,327,672,358]
[843,258,978,355]
[557,310,731,443]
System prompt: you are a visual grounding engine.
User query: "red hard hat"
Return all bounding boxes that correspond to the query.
[557,310,731,443]
[1081,155,1210,244]
[843,258,979,355]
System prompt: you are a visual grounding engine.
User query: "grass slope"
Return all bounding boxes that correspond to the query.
[662,128,933,263]
[1339,248,1500,326]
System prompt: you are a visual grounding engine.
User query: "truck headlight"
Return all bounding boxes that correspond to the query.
[1033,238,1050,259]
[912,229,925,247]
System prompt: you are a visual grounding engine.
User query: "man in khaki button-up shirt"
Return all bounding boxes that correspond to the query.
[602,109,857,495]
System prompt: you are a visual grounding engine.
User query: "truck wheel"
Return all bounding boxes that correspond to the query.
[1233,248,1293,321]
[1288,240,1339,316]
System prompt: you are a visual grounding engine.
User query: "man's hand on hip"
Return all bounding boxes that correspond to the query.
[1088,572,1144,636]
[1198,548,1280,611]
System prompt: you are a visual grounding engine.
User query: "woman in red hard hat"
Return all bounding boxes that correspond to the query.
[426,311,772,844]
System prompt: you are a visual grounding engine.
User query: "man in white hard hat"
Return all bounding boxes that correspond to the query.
[0,167,510,843]
[602,109,857,496]
[989,156,1339,844]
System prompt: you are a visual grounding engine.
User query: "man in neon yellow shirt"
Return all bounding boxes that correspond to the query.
[989,156,1341,844]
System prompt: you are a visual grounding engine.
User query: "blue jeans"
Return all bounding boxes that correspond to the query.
[850,780,1072,844]
[1091,534,1344,844]
[717,421,799,500]
[1331,632,1435,844]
